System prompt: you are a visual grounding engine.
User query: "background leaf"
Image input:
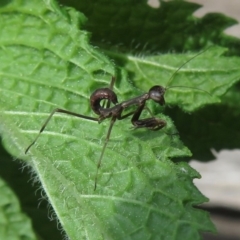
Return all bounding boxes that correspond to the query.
[0,142,61,239]
[59,0,240,55]
[166,82,240,161]
[0,177,37,240]
[105,46,240,112]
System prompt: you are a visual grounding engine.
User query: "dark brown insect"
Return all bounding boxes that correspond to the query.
[25,77,167,190]
[25,49,211,190]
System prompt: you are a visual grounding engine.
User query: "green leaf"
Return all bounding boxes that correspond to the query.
[0,177,37,240]
[0,0,228,239]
